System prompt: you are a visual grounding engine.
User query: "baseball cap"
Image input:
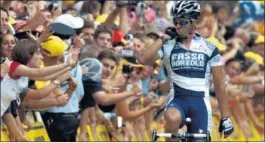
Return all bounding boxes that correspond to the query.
[54,14,84,29]
[244,51,264,66]
[254,34,264,45]
[112,30,125,43]
[41,36,68,57]
[14,31,40,40]
[122,57,144,68]
[50,23,76,39]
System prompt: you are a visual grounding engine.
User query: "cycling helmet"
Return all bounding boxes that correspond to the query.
[170,0,201,20]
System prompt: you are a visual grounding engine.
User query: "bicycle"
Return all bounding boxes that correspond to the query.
[152,118,211,142]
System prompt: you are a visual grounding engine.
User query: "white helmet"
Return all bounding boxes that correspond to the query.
[170,0,201,21]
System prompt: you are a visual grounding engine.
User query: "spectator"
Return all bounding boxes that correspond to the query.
[35,36,81,142]
[79,20,95,43]
[93,25,113,51]
[1,7,9,35]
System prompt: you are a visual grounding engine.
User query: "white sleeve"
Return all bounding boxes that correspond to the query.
[209,48,223,67]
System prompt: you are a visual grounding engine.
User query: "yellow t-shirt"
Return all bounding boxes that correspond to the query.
[35,61,50,89]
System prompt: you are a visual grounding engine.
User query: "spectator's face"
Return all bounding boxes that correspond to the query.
[80,28,95,42]
[141,66,152,79]
[225,61,241,78]
[101,58,116,79]
[10,1,26,17]
[130,67,142,81]
[216,8,228,24]
[96,32,112,49]
[27,48,43,68]
[132,38,144,52]
[174,18,194,37]
[1,34,16,57]
[0,10,8,35]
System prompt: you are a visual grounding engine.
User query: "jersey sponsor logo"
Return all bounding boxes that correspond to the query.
[170,51,206,71]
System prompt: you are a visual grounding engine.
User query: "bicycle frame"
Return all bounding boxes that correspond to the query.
[152,129,211,142]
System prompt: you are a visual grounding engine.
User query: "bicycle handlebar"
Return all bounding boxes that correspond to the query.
[152,130,211,142]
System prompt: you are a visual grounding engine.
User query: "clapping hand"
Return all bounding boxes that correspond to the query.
[67,47,80,68]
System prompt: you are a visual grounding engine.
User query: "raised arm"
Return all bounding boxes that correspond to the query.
[102,7,119,29]
[93,84,141,106]
[28,66,70,81]
[23,71,71,101]
[13,63,71,78]
[118,6,129,34]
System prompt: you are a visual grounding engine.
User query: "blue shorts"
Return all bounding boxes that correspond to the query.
[166,96,212,134]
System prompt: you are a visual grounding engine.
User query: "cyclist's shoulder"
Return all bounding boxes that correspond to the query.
[194,33,218,53]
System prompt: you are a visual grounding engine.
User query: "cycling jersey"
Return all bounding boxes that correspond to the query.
[159,33,223,99]
[159,33,222,136]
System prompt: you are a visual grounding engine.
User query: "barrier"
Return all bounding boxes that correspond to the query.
[1,115,263,142]
[247,118,261,141]
[76,125,94,141]
[24,122,50,142]
[96,124,111,141]
[0,125,10,141]
[211,114,221,141]
[151,121,165,142]
[1,122,49,142]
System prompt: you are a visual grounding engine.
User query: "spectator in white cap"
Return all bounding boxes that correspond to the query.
[54,14,84,30]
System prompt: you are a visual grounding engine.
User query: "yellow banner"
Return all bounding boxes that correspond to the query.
[76,125,95,141]
[247,119,261,141]
[0,125,10,141]
[96,124,111,141]
[24,122,50,142]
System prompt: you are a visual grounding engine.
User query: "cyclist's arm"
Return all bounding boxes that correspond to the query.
[137,38,163,65]
[212,66,230,118]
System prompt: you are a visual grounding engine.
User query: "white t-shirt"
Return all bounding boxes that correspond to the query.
[1,62,28,117]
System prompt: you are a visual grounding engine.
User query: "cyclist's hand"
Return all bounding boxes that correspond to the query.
[163,27,177,40]
[219,117,234,138]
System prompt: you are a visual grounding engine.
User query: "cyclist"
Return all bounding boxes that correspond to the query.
[136,1,234,141]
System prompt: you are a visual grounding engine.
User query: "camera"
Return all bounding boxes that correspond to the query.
[122,65,134,74]
[120,49,135,58]
[116,1,139,7]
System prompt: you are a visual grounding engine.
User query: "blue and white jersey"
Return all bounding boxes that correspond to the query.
[159,34,222,99]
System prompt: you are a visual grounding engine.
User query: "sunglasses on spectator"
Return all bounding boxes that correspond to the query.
[174,19,192,27]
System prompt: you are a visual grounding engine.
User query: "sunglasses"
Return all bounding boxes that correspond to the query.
[174,19,191,27]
